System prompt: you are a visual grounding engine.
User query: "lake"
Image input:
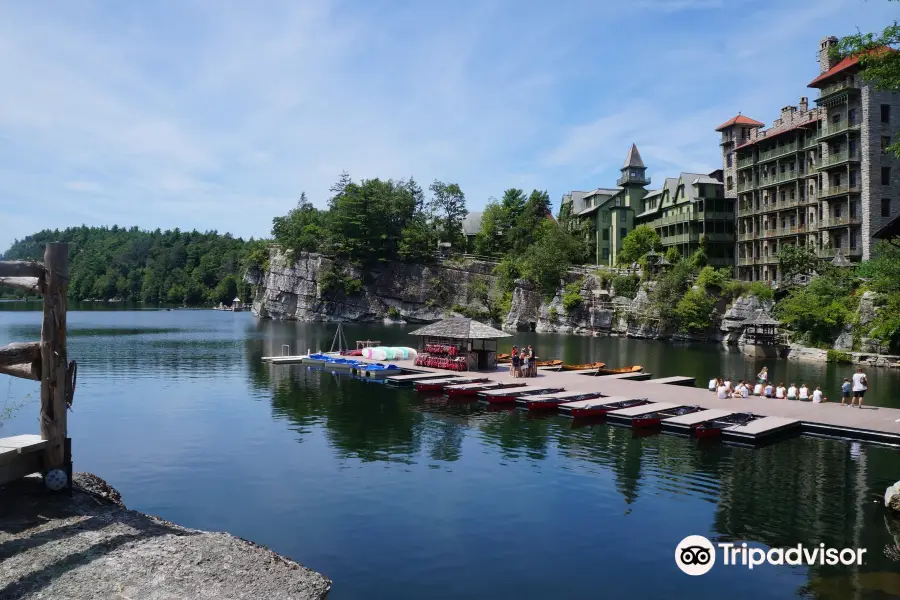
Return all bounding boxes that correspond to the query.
[2,306,900,600]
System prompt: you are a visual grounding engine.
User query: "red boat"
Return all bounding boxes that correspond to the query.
[693,424,722,439]
[444,381,527,398]
[477,386,566,405]
[631,405,705,429]
[561,397,651,419]
[414,377,488,393]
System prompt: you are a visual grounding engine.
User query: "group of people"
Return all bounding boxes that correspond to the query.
[508,345,537,378]
[708,366,870,407]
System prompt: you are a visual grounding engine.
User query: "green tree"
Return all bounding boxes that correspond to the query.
[617,225,661,265]
[473,200,505,257]
[519,221,586,297]
[835,21,900,157]
[272,192,324,255]
[774,272,857,347]
[664,247,681,264]
[508,190,552,254]
[429,180,467,248]
[776,244,820,282]
[674,289,717,332]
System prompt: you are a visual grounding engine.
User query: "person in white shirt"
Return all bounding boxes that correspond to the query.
[740,383,750,398]
[709,377,718,392]
[723,379,732,393]
[787,384,798,400]
[717,384,729,399]
[851,367,868,408]
[775,383,786,399]
[812,386,824,403]
[799,384,810,401]
[753,382,763,396]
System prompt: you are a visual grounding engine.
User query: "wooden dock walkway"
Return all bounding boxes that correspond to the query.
[266,355,900,445]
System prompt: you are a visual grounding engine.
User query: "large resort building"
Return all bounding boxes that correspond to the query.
[722,36,900,283]
[561,145,733,266]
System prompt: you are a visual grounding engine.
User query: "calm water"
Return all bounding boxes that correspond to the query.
[2,306,900,600]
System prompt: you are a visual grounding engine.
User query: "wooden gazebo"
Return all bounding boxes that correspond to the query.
[742,309,782,358]
[408,318,510,370]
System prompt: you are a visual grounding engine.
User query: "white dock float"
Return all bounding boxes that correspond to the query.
[662,409,735,431]
[386,372,458,384]
[556,396,649,418]
[265,355,308,364]
[606,402,683,419]
[651,375,696,387]
[596,371,653,381]
[723,416,800,442]
[479,385,561,398]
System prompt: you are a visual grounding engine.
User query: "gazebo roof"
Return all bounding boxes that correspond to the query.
[408,318,511,339]
[747,309,779,327]
[830,248,853,268]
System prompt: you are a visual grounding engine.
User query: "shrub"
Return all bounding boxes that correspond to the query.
[664,247,681,264]
[651,260,694,326]
[387,306,401,319]
[746,281,774,302]
[774,273,857,347]
[696,266,729,293]
[674,289,717,333]
[562,281,584,312]
[826,350,853,364]
[612,274,640,300]
[497,291,513,319]
[548,306,558,322]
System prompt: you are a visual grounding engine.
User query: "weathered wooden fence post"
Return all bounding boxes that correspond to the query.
[40,242,68,470]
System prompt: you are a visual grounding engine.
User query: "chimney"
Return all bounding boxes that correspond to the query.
[818,36,839,74]
[799,97,808,113]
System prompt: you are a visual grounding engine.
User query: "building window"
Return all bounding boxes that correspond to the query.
[727,176,733,190]
[620,228,627,239]
[790,189,795,200]
[726,152,733,167]
[883,136,892,152]
[831,113,841,125]
[850,230,858,249]
[835,204,842,218]
[850,171,858,187]
[602,229,609,241]
[882,104,891,123]
[848,108,857,124]
[883,167,892,186]
[883,198,892,217]
[602,248,609,259]
[698,201,704,212]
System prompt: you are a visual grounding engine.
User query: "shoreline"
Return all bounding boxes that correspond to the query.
[0,472,331,600]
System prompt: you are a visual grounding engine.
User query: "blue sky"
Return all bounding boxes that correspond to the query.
[1,0,897,252]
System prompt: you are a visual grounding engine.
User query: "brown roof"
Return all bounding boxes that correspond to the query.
[715,114,764,132]
[735,117,821,149]
[408,318,511,339]
[808,47,893,88]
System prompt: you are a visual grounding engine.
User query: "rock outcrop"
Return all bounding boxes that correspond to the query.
[253,250,499,323]
[720,295,776,345]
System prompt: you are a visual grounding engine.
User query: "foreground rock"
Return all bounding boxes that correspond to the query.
[0,473,331,600]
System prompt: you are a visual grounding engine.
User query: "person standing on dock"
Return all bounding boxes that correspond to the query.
[851,367,868,408]
[522,351,530,379]
[840,378,852,406]
[757,366,768,385]
[511,350,519,378]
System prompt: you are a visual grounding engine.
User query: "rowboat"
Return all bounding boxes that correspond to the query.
[444,381,527,398]
[560,361,607,371]
[414,377,489,392]
[516,391,604,411]
[595,365,643,376]
[495,356,561,368]
[477,386,566,405]
[631,405,704,429]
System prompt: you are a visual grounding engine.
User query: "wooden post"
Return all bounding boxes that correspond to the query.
[40,243,68,470]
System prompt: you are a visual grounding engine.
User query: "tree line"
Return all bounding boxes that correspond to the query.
[0,226,264,305]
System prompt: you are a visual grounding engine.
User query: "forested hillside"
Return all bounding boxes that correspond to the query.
[1,226,265,304]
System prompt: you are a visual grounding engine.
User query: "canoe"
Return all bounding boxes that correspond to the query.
[535,359,563,368]
[560,361,607,371]
[596,365,643,376]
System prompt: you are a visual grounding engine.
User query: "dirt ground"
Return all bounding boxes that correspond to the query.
[0,473,331,600]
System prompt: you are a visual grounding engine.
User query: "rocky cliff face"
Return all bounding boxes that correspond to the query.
[252,250,499,323]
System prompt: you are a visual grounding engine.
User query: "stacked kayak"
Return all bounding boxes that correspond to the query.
[361,347,418,361]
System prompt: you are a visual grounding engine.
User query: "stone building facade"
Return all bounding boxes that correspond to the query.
[719,36,900,283]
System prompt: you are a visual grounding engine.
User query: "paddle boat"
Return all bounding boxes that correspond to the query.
[516,390,604,411]
[558,397,651,419]
[630,405,704,429]
[444,381,527,398]
[477,386,567,405]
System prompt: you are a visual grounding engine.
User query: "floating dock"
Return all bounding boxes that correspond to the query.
[265,353,900,446]
[650,376,696,387]
[605,402,685,425]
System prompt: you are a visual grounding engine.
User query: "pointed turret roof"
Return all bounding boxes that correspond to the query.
[622,144,645,169]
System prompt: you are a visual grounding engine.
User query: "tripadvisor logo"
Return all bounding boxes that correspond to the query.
[675,535,866,576]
